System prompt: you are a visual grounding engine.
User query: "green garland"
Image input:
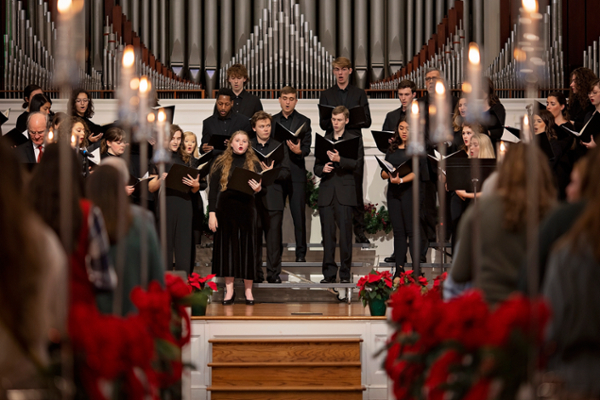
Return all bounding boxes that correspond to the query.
[305,171,320,211]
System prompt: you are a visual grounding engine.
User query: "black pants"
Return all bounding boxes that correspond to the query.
[422,180,438,242]
[352,164,366,236]
[319,193,353,281]
[256,203,284,281]
[388,187,427,269]
[283,181,307,258]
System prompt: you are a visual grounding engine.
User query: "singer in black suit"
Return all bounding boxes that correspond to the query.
[319,57,372,244]
[272,86,312,262]
[201,88,252,156]
[15,112,49,164]
[315,106,364,283]
[382,80,417,132]
[251,111,291,283]
[226,64,264,118]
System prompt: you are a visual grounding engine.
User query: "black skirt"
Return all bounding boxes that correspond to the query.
[211,189,260,279]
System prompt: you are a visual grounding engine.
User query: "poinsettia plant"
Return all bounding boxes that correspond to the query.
[188,272,217,295]
[393,270,429,293]
[357,269,394,307]
[385,283,550,400]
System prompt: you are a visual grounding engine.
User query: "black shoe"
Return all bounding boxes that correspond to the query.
[355,233,370,244]
[253,278,264,284]
[340,278,352,283]
[222,290,235,305]
[384,256,396,263]
[295,256,306,262]
[320,278,336,284]
[245,299,255,305]
[267,276,282,283]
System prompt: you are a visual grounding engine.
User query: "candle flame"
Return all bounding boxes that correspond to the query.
[462,82,472,93]
[522,0,537,13]
[524,115,529,126]
[147,113,156,123]
[411,100,419,114]
[139,77,150,93]
[435,81,445,95]
[500,141,506,152]
[123,46,135,68]
[158,110,166,123]
[57,0,72,13]
[71,134,76,146]
[468,43,480,65]
[48,130,54,142]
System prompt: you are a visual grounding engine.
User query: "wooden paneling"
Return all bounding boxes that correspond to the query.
[211,341,361,363]
[211,366,361,387]
[209,388,364,400]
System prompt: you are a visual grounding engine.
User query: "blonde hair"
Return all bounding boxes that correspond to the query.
[469,133,496,159]
[182,131,200,159]
[210,131,260,192]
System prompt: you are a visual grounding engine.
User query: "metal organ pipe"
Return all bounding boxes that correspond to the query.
[338,0,352,59]
[151,0,159,57]
[319,0,336,57]
[370,0,385,83]
[388,0,405,75]
[221,0,233,69]
[188,0,203,83]
[425,0,433,41]
[159,0,167,64]
[169,0,185,77]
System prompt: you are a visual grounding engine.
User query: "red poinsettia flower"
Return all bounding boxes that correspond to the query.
[389,285,423,325]
[166,274,192,298]
[463,378,491,400]
[188,273,217,292]
[424,349,462,400]
[435,290,490,350]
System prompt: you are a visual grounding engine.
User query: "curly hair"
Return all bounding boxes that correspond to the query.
[495,143,556,232]
[56,115,91,149]
[211,131,260,192]
[569,67,597,113]
[68,88,95,119]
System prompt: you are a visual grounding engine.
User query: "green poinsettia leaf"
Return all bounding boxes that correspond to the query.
[155,338,181,360]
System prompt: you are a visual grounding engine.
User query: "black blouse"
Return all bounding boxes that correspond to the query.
[208,152,259,212]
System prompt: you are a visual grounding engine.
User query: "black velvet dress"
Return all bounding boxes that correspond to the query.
[209,152,260,280]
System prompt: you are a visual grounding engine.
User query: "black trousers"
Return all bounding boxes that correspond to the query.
[283,181,307,258]
[422,180,438,242]
[256,203,284,281]
[352,162,366,236]
[319,193,353,281]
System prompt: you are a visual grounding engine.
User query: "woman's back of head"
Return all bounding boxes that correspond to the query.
[495,143,556,231]
[86,165,132,244]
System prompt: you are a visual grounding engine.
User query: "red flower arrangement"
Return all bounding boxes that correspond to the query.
[384,283,551,400]
[188,272,217,294]
[357,269,394,306]
[69,275,194,400]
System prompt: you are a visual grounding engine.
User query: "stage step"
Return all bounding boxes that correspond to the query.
[208,339,364,399]
[378,262,452,269]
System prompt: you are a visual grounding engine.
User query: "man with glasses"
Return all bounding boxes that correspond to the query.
[15,112,49,164]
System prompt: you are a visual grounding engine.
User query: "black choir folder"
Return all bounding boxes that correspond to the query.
[445,158,497,192]
[562,111,600,142]
[165,164,200,193]
[371,130,394,153]
[375,156,412,177]
[228,167,281,195]
[253,142,285,164]
[318,104,367,127]
[314,134,360,162]
[274,122,307,143]
[207,133,232,150]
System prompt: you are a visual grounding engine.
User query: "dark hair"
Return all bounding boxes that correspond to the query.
[483,77,500,107]
[28,143,84,253]
[452,94,467,131]
[29,93,52,113]
[56,116,91,149]
[170,124,183,141]
[86,165,132,244]
[22,84,42,109]
[547,91,570,120]
[101,127,125,154]
[570,67,597,112]
[251,110,272,127]
[389,116,409,152]
[537,110,558,141]
[68,88,95,119]
[52,112,68,129]
[397,80,417,93]
[0,140,45,360]
[217,88,235,102]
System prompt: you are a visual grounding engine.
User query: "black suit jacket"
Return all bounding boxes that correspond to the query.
[382,106,408,132]
[201,112,252,155]
[318,84,372,136]
[272,110,312,183]
[314,130,363,207]
[213,89,264,119]
[15,139,37,163]
[251,137,291,211]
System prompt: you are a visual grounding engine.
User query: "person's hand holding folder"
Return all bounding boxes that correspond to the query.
[182,173,201,192]
[327,149,340,163]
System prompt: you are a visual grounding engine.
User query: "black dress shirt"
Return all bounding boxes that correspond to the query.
[201,111,252,154]
[232,89,264,118]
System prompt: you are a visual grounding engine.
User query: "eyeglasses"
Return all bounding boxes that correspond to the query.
[75,99,89,104]
[425,76,439,82]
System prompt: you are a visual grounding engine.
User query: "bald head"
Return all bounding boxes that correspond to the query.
[27,112,49,146]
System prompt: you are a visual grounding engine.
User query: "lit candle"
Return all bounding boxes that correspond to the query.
[119,46,136,123]
[522,114,532,143]
[466,43,481,123]
[407,100,424,155]
[497,140,507,163]
[136,76,151,141]
[433,80,451,143]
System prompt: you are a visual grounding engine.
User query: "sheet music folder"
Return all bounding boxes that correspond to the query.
[314,134,360,162]
[165,164,200,193]
[375,156,412,177]
[228,167,282,195]
[318,104,367,127]
[445,158,497,192]
[371,130,394,153]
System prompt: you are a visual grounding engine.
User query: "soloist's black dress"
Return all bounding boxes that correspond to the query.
[209,152,260,279]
